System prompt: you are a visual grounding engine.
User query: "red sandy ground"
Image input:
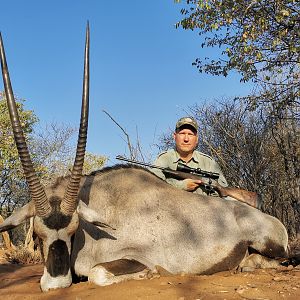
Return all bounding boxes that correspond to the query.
[1,257,300,300]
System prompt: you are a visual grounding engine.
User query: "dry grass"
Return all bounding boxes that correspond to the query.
[5,246,43,264]
[0,248,9,263]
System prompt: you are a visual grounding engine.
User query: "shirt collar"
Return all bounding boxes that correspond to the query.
[173,149,199,164]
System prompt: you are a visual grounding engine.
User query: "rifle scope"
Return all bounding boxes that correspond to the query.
[177,162,220,180]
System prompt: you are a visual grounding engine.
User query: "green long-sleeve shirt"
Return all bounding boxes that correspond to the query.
[151,149,228,196]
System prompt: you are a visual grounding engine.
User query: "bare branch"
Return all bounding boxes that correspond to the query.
[102,109,133,158]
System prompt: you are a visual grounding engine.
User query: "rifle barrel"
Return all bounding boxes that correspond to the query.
[116,155,219,180]
[116,155,165,171]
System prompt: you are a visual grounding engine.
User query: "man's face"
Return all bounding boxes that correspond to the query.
[174,127,198,156]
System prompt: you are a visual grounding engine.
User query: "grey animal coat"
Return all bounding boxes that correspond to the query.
[71,165,288,277]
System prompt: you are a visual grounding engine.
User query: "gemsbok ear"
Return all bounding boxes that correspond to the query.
[0,201,36,232]
[77,200,115,230]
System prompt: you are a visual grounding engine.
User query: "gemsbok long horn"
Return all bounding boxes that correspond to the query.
[0,32,51,218]
[60,24,90,216]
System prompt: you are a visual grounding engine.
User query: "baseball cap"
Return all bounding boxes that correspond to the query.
[175,117,198,132]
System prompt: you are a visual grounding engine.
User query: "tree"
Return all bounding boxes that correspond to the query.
[173,1,300,237]
[158,97,300,238]
[82,152,107,175]
[0,93,38,212]
[175,0,300,108]
[1,93,107,245]
[263,103,300,237]
[1,92,107,211]
[30,123,107,182]
[30,122,78,186]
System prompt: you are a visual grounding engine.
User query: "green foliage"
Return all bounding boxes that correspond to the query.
[1,92,107,245]
[176,0,299,79]
[0,93,38,211]
[0,93,38,171]
[1,92,107,213]
[175,0,300,108]
[83,152,107,175]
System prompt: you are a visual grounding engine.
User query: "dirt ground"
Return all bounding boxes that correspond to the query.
[1,258,300,300]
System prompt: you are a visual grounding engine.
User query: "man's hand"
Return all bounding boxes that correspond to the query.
[183,179,202,191]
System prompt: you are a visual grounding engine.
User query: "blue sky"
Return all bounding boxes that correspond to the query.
[1,1,252,164]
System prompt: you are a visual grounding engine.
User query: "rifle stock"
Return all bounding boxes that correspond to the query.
[208,181,259,208]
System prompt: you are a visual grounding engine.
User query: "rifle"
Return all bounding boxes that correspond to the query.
[116,155,259,208]
[116,155,219,181]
